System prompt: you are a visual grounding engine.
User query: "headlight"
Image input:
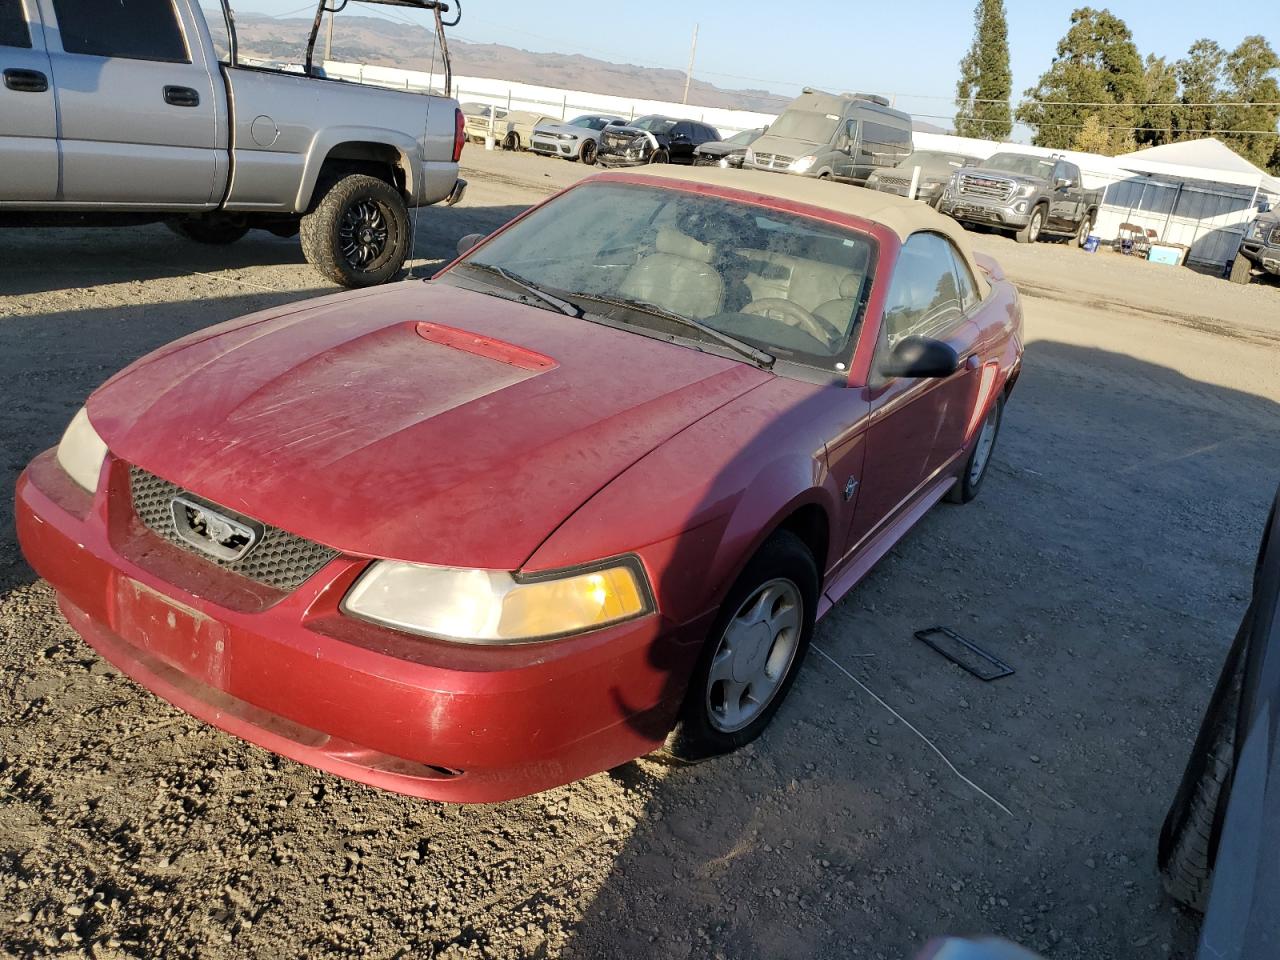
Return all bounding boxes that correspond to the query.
[56,406,108,493]
[341,557,652,644]
[790,155,817,173]
[1016,183,1037,197]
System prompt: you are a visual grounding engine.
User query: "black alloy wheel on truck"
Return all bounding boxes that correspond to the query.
[300,174,411,288]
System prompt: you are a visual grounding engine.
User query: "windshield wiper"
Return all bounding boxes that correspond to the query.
[572,292,775,369]
[460,263,583,318]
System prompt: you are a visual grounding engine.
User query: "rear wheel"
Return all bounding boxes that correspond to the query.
[1075,214,1094,248]
[579,139,597,165]
[502,132,521,151]
[1015,206,1045,244]
[167,217,249,245]
[665,531,818,762]
[947,396,1003,504]
[1229,253,1253,285]
[299,173,410,288]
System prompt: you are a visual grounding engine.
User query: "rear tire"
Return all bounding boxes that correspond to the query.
[1075,214,1094,248]
[947,396,1003,504]
[502,132,520,151]
[299,173,410,288]
[1229,253,1253,285]
[665,530,818,762]
[1015,206,1045,244]
[167,217,249,245]
[1160,654,1242,912]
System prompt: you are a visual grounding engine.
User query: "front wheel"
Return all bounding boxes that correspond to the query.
[502,132,521,151]
[947,396,1003,504]
[299,174,410,288]
[665,530,818,762]
[580,139,597,165]
[1229,253,1253,285]
[1015,206,1045,244]
[649,149,669,164]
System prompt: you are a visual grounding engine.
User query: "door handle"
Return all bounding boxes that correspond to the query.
[3,68,48,93]
[965,354,981,371]
[163,85,200,107]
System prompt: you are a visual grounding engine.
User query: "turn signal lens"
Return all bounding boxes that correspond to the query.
[341,559,651,644]
[55,406,108,493]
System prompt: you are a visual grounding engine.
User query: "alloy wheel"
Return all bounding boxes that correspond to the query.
[1029,210,1043,242]
[705,578,803,733]
[969,404,1000,485]
[338,199,392,273]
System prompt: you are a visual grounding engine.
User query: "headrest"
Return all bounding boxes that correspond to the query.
[839,273,863,299]
[656,226,715,263]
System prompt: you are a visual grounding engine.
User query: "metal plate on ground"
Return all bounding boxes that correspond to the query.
[914,626,1014,681]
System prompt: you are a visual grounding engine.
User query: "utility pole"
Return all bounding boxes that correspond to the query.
[681,23,698,105]
[325,8,334,61]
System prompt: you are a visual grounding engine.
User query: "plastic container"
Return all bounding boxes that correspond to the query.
[1148,244,1184,266]
[1082,235,1100,253]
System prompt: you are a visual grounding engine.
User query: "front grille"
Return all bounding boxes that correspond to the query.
[959,173,1016,202]
[878,175,911,188]
[602,132,634,150]
[129,466,339,592]
[752,153,794,170]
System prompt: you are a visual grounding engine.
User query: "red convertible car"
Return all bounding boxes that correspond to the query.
[17,167,1023,802]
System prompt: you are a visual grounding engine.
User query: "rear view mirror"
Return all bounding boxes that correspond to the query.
[457,233,485,257]
[878,337,959,379]
[1055,176,1073,189]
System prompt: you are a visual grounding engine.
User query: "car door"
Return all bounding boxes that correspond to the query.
[39,0,220,206]
[844,232,983,552]
[0,0,58,201]
[668,121,699,163]
[1048,160,1077,229]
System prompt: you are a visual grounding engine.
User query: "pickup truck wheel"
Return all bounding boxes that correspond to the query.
[947,396,1003,504]
[1075,214,1094,248]
[1015,206,1045,244]
[502,132,520,151]
[579,139,597,165]
[664,530,818,762]
[1229,253,1253,285]
[300,174,410,288]
[167,218,249,245]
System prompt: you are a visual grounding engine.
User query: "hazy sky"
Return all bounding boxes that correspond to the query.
[246,0,1276,126]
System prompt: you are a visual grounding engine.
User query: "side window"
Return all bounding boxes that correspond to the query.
[51,0,189,62]
[953,250,980,312]
[0,0,30,48]
[673,121,694,140]
[200,4,232,63]
[701,125,720,143]
[880,233,966,349]
[1066,162,1081,185]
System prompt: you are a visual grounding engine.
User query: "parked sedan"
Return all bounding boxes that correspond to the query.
[1159,482,1280,958]
[531,114,627,164]
[694,127,767,168]
[596,115,721,166]
[17,167,1023,803]
[866,150,981,208]
[460,102,507,143]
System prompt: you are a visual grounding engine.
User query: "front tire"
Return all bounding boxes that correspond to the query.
[1015,206,1045,244]
[299,174,410,288]
[502,132,520,151]
[947,396,1003,504]
[167,217,249,245]
[1229,253,1253,285]
[580,139,598,165]
[650,149,669,164]
[665,531,818,762]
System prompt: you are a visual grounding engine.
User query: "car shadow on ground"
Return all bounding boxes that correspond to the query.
[557,338,1280,960]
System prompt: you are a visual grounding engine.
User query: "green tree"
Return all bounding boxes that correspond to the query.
[1218,35,1280,170]
[1071,114,1112,152]
[1016,7,1144,150]
[954,0,1013,140]
[1174,39,1226,139]
[1135,54,1178,147]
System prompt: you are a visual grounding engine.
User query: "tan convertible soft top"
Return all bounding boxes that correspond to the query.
[605,166,991,297]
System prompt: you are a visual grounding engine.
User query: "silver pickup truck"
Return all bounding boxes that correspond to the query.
[940,152,1102,246]
[0,0,466,287]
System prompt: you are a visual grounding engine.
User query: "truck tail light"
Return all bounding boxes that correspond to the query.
[452,108,465,163]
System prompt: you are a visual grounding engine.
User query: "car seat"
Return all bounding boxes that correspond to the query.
[813,273,865,338]
[620,227,724,319]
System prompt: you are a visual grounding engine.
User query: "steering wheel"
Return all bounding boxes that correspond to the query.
[742,298,834,347]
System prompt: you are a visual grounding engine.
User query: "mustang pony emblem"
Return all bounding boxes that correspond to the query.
[170,496,261,562]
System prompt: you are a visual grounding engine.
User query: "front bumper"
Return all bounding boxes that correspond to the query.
[1240,241,1280,275]
[444,178,467,207]
[531,136,577,157]
[16,451,700,802]
[940,198,1030,227]
[596,153,650,168]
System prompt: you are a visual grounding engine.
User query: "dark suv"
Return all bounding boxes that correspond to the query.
[1232,211,1280,284]
[596,116,721,167]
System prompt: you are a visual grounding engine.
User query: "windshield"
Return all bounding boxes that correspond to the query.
[982,153,1056,178]
[445,182,877,369]
[766,110,840,145]
[895,151,973,176]
[630,116,677,134]
[724,128,762,147]
[570,115,615,130]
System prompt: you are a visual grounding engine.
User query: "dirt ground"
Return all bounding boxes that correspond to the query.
[2,147,1279,960]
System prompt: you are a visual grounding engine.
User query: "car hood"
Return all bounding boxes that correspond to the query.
[535,122,590,137]
[695,142,741,157]
[87,282,769,570]
[962,168,1046,187]
[606,126,665,142]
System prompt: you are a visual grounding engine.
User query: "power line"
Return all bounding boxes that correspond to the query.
[920,113,1280,135]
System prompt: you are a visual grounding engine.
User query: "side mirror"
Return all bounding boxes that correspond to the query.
[1055,176,1072,189]
[456,233,485,257]
[878,336,959,379]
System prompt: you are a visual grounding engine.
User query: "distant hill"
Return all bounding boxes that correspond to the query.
[234,14,790,113]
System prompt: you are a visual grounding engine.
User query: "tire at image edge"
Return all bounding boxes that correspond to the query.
[664,529,819,762]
